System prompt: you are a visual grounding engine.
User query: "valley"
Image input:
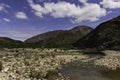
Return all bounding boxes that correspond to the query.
[0,15,120,80]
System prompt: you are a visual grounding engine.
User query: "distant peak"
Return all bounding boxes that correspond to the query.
[71,25,92,29]
[70,25,93,32]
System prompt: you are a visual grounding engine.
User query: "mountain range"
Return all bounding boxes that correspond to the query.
[0,16,120,50]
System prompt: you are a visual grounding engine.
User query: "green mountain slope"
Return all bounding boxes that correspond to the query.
[0,37,23,48]
[74,16,120,50]
[25,26,93,48]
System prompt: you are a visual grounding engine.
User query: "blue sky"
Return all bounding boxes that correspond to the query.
[0,0,120,41]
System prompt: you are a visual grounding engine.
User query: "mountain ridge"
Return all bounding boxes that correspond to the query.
[74,16,120,50]
[25,26,93,48]
[0,37,23,48]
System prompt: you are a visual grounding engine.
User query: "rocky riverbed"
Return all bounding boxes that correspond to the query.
[94,50,120,70]
[0,48,120,80]
[0,48,88,80]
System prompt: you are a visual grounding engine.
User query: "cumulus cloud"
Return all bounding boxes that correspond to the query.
[28,0,106,23]
[100,0,120,9]
[16,12,28,19]
[28,0,48,17]
[3,18,10,22]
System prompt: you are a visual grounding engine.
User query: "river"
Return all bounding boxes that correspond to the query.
[60,54,120,80]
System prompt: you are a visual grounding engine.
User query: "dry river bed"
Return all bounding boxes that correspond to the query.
[0,48,120,80]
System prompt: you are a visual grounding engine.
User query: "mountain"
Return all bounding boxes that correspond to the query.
[25,26,93,48]
[0,37,23,48]
[74,16,120,50]
[70,26,93,35]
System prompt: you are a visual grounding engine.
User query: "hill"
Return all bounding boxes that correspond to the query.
[74,16,120,50]
[0,37,23,48]
[25,26,93,48]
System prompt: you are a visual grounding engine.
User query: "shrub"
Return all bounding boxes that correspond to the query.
[40,54,46,58]
[24,60,30,66]
[29,70,43,79]
[44,70,58,79]
[111,46,120,51]
[0,61,3,71]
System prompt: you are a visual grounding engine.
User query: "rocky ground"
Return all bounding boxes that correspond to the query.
[94,50,120,70]
[0,48,88,80]
[0,48,120,80]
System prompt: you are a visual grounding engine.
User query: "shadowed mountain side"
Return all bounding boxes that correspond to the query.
[74,16,120,50]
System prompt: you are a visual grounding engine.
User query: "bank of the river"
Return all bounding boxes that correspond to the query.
[101,68,120,80]
[94,50,120,70]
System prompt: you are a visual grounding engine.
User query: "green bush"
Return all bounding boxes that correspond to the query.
[40,54,46,58]
[111,46,120,50]
[44,70,58,79]
[24,60,30,66]
[29,70,43,79]
[0,61,3,71]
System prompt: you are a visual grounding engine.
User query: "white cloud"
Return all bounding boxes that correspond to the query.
[0,30,33,41]
[0,30,44,41]
[0,4,5,11]
[16,12,28,19]
[28,0,106,23]
[79,0,88,4]
[27,0,48,17]
[0,3,10,12]
[100,0,120,9]
[3,18,10,22]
